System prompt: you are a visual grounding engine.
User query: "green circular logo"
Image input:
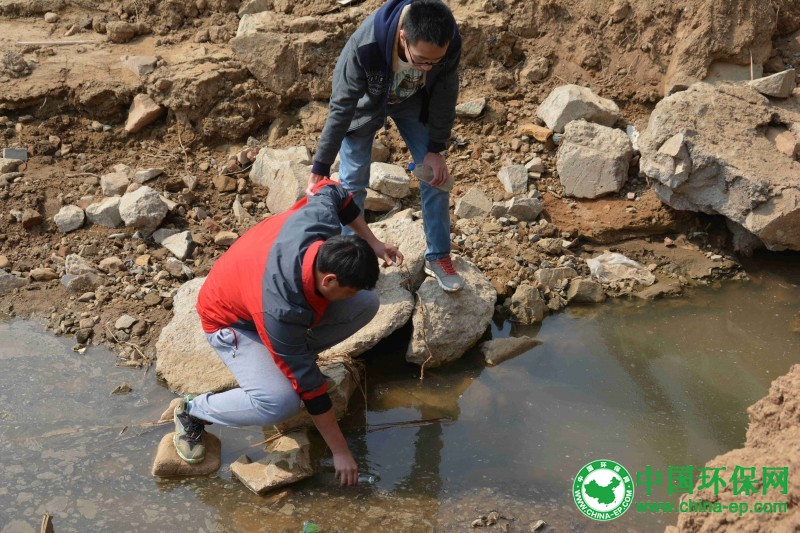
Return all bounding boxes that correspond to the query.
[573,459,634,521]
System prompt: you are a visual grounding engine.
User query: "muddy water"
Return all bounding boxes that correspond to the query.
[1,252,798,533]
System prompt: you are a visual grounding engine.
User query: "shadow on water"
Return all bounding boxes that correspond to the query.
[1,252,798,532]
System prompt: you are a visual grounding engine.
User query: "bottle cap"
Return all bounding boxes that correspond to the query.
[408,162,416,171]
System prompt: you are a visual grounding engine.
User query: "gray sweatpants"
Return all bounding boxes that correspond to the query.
[189,290,379,427]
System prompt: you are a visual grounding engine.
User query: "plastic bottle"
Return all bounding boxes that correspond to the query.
[408,162,454,192]
[358,473,378,484]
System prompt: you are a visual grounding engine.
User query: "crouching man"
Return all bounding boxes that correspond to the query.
[173,179,402,486]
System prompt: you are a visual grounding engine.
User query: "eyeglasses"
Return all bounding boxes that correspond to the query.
[402,37,444,68]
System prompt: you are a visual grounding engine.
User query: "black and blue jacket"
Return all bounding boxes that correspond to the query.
[311,0,462,177]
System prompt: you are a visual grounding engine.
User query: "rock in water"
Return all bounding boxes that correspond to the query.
[406,257,496,367]
[480,336,543,366]
[231,431,313,494]
[151,432,221,477]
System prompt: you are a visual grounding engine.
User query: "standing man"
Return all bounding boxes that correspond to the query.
[307,0,464,292]
[174,180,403,487]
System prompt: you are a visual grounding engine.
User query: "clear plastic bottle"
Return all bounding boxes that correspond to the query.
[408,162,454,192]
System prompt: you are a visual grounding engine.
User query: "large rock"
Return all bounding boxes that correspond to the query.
[480,336,542,366]
[406,257,496,367]
[0,269,26,295]
[369,163,410,199]
[155,278,238,394]
[508,284,548,325]
[85,197,122,228]
[119,186,168,236]
[267,162,309,214]
[125,94,164,134]
[639,83,800,251]
[566,278,606,303]
[231,431,313,494]
[506,196,543,221]
[536,84,620,133]
[320,211,426,359]
[53,205,85,233]
[748,69,797,98]
[556,120,633,199]
[249,146,311,189]
[231,11,348,100]
[455,187,492,219]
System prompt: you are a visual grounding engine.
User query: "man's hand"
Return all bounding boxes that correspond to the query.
[371,241,404,268]
[306,172,325,196]
[333,450,359,487]
[422,151,450,188]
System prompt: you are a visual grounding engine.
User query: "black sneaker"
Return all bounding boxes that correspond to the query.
[173,395,206,464]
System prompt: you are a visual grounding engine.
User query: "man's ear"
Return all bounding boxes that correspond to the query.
[321,273,338,287]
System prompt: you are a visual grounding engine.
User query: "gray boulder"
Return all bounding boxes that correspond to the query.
[85,197,122,228]
[557,120,633,198]
[155,278,238,394]
[53,205,85,233]
[566,278,606,303]
[639,83,800,252]
[119,186,168,236]
[506,196,543,221]
[406,257,496,367]
[536,84,620,133]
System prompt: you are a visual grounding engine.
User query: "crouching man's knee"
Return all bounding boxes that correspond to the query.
[250,391,302,426]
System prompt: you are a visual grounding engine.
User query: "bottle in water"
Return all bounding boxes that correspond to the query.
[408,162,454,192]
[358,473,378,484]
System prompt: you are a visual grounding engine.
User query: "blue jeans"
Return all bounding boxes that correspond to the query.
[338,97,451,261]
[189,290,379,427]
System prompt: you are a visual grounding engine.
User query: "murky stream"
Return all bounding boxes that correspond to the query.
[1,252,798,532]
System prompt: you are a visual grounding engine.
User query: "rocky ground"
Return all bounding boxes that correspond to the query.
[0,0,799,528]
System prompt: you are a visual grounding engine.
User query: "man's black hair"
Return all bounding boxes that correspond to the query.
[404,0,456,48]
[317,235,379,290]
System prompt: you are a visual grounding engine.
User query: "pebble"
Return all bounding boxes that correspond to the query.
[44,12,59,23]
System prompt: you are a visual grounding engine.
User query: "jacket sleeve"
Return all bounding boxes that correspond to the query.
[312,38,368,177]
[308,179,361,227]
[259,314,333,415]
[426,35,461,153]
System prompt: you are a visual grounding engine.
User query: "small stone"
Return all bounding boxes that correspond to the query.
[115,315,137,330]
[161,231,193,260]
[0,256,8,269]
[766,128,800,158]
[364,189,397,212]
[125,94,164,134]
[748,69,796,98]
[101,172,130,196]
[182,175,198,190]
[86,197,122,228]
[112,382,132,395]
[131,321,148,336]
[30,267,59,281]
[119,186,168,235]
[53,205,85,233]
[455,187,492,219]
[133,168,164,184]
[626,192,636,200]
[369,163,410,198]
[566,278,606,303]
[76,291,96,302]
[98,256,124,273]
[498,165,528,194]
[525,157,544,173]
[212,173,237,192]
[143,292,162,306]
[214,231,239,246]
[152,228,180,244]
[198,162,210,172]
[481,336,543,366]
[134,254,150,267]
[21,208,43,229]
[151,432,221,477]
[44,12,59,23]
[456,97,487,118]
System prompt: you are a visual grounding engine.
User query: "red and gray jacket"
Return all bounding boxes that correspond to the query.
[196,180,361,415]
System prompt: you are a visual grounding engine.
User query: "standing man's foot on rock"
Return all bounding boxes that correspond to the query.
[424,255,464,292]
[173,395,206,464]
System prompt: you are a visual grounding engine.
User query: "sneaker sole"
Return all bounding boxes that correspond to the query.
[424,266,463,293]
[173,432,204,464]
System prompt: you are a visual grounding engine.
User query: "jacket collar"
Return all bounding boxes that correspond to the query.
[301,240,329,324]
